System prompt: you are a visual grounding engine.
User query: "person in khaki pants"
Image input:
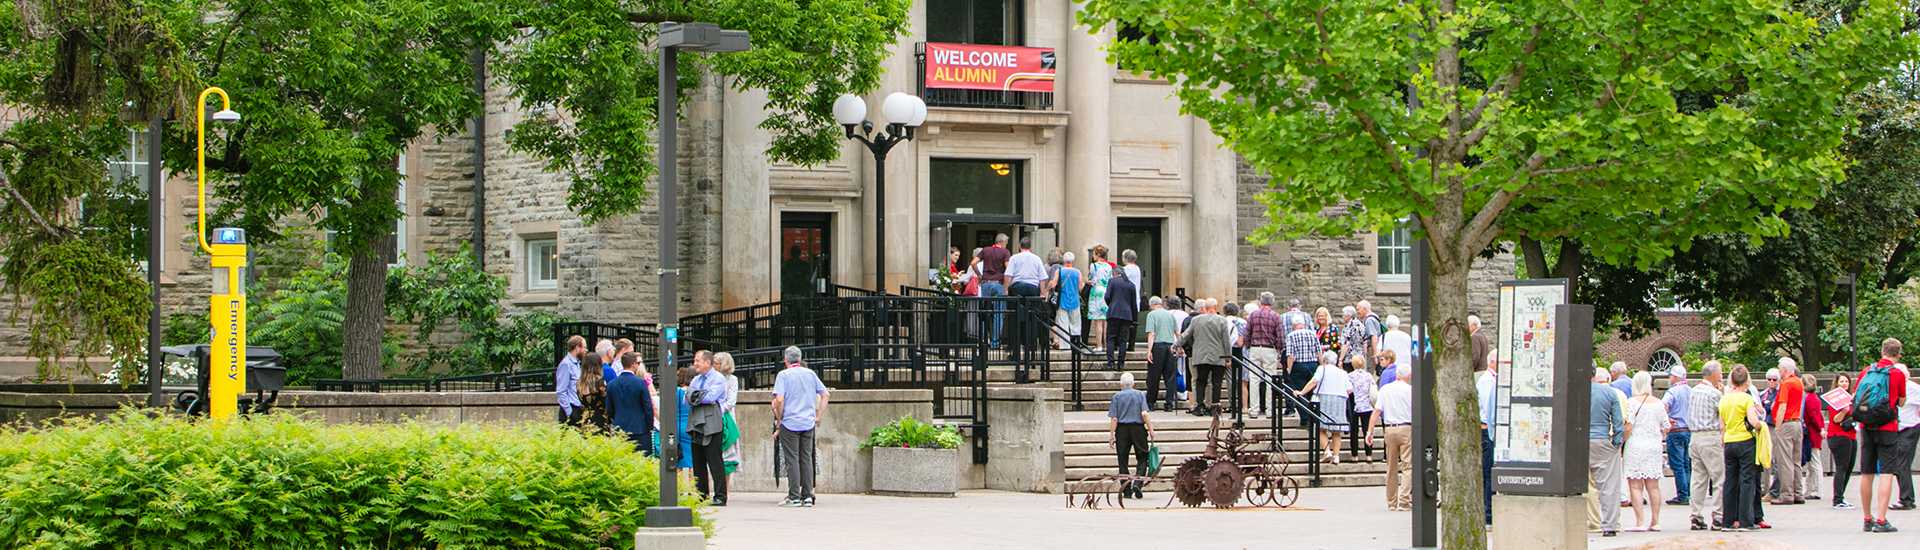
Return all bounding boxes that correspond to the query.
[1769,358,1807,504]
[1687,361,1727,529]
[1588,368,1627,536]
[1369,363,1415,511]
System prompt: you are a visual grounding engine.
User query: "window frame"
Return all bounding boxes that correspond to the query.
[525,237,559,291]
[1375,219,1412,284]
[925,0,1025,45]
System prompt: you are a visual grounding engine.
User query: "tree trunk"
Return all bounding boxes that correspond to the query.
[342,236,392,380]
[1430,254,1484,549]
[1795,290,1827,368]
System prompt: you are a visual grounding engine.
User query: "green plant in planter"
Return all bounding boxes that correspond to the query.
[860,416,964,450]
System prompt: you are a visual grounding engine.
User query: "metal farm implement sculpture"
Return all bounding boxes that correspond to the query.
[1066,413,1304,509]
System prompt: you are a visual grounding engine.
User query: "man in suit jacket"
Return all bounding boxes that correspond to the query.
[607,352,657,455]
[1105,271,1139,370]
[1178,299,1236,416]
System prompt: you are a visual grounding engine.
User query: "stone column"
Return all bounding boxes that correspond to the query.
[1190,118,1237,299]
[721,87,773,308]
[1063,0,1114,256]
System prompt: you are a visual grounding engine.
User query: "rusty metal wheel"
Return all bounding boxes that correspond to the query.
[1172,457,1211,507]
[1271,475,1302,508]
[1201,461,1247,508]
[1244,475,1280,507]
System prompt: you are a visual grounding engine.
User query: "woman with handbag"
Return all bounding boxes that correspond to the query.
[1109,372,1156,499]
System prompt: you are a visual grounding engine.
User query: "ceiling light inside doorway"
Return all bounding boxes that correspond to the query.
[989,163,1011,176]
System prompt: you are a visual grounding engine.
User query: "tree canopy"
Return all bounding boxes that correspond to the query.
[1080,0,1915,545]
[0,0,911,377]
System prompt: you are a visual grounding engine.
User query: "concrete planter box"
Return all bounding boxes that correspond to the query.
[870,446,960,497]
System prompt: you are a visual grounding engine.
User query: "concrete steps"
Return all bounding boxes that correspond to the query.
[1059,412,1390,490]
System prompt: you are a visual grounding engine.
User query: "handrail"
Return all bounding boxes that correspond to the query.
[1234,354,1330,486]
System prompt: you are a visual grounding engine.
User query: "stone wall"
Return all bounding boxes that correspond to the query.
[730,389,933,494]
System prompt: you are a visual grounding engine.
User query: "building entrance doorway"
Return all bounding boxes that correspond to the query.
[780,212,832,298]
[1117,218,1163,301]
[928,220,1059,287]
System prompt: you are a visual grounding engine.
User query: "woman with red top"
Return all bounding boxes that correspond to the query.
[1830,373,1859,510]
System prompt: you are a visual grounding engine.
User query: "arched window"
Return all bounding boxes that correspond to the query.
[1648,348,1682,375]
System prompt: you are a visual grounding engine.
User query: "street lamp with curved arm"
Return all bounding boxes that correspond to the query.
[196,87,240,254]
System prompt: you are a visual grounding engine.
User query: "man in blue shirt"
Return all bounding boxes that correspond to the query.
[772,346,830,507]
[686,350,732,505]
[1476,349,1498,525]
[1589,367,1627,536]
[1663,365,1694,506]
[555,335,586,425]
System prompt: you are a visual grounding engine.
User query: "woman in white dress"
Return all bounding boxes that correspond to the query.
[1622,371,1670,531]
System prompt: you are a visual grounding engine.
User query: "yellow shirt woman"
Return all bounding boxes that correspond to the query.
[1719,390,1759,443]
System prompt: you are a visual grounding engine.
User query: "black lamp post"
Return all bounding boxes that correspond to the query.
[650,21,750,530]
[1838,273,1858,369]
[834,93,927,290]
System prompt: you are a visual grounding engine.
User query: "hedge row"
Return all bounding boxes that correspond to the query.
[0,411,703,549]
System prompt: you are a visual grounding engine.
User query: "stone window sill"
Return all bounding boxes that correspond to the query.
[512,291,559,307]
[1375,279,1411,296]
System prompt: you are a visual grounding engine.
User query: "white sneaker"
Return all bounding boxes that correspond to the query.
[778,498,804,507]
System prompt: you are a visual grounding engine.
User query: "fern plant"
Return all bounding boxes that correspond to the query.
[860,415,964,450]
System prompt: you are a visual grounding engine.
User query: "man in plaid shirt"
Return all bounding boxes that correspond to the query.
[1246,293,1286,416]
[1285,319,1321,426]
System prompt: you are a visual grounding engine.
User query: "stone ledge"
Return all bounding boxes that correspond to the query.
[736,388,931,405]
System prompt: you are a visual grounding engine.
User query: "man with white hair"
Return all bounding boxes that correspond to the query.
[1589,367,1628,536]
[1382,315,1413,374]
[1609,362,1634,401]
[1281,298,1312,335]
[1283,316,1321,425]
[1664,364,1694,507]
[1357,300,1382,369]
[1476,348,1498,525]
[1108,371,1155,499]
[771,346,829,507]
[1687,361,1726,530]
[1770,357,1807,505]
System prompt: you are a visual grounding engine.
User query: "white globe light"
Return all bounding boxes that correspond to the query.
[882,92,916,126]
[832,94,867,125]
[905,95,928,126]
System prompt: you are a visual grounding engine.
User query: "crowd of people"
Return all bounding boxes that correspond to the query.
[553,336,831,508]
[1583,338,1918,536]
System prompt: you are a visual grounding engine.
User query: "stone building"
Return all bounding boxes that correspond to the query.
[1,0,1517,376]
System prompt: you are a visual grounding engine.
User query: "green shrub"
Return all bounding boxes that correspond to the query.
[859,416,963,450]
[161,312,210,346]
[389,247,568,375]
[0,411,706,548]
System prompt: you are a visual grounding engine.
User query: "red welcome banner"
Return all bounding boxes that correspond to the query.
[924,42,1056,93]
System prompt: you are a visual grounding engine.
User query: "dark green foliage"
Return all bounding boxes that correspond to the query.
[160,312,208,345]
[1819,287,1920,370]
[388,247,571,375]
[0,410,706,548]
[247,257,358,384]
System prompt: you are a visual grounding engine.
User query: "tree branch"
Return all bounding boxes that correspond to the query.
[1519,236,1550,278]
[0,167,65,236]
[1457,25,1540,152]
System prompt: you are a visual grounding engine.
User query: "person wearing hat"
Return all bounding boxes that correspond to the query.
[1664,364,1694,506]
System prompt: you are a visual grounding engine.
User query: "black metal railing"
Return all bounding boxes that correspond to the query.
[311,378,433,392]
[1235,355,1335,486]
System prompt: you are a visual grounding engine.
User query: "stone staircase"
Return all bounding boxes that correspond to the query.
[1060,411,1392,492]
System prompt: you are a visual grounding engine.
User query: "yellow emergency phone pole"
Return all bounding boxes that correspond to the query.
[196,87,245,420]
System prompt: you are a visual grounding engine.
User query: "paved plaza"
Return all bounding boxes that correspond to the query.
[709,478,1919,549]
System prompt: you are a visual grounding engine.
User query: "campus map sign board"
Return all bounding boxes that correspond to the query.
[1492,279,1593,496]
[923,42,1056,92]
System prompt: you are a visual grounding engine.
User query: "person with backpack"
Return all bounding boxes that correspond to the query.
[1854,338,1910,534]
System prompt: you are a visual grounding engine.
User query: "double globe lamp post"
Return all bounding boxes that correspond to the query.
[833,92,926,291]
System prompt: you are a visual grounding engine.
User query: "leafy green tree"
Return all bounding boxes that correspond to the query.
[1080,0,1913,544]
[1,0,910,379]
